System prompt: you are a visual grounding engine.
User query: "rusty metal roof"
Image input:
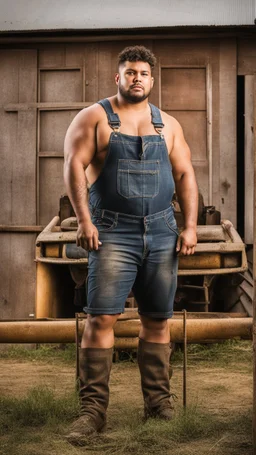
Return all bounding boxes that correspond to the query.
[0,0,255,32]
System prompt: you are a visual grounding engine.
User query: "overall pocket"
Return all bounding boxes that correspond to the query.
[92,214,117,232]
[117,159,159,199]
[164,211,179,236]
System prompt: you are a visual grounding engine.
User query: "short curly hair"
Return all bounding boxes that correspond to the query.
[118,45,157,70]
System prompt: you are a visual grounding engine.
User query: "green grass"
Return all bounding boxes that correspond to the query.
[0,386,79,434]
[171,339,253,367]
[0,338,253,455]
[0,387,253,455]
[0,339,252,367]
[0,343,76,364]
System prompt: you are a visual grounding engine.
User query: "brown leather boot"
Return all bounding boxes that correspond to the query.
[138,338,174,421]
[66,347,113,446]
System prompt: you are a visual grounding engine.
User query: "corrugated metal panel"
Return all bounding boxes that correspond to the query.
[0,0,255,31]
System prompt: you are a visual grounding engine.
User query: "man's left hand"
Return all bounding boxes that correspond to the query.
[176,227,197,255]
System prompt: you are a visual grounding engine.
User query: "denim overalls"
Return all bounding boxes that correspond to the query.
[85,99,179,318]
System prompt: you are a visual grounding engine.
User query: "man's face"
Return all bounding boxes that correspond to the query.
[115,61,154,103]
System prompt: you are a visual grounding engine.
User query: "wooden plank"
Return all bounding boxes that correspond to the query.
[39,152,63,157]
[253,73,256,449]
[0,226,44,232]
[40,69,83,103]
[38,45,65,68]
[161,67,206,111]
[210,43,220,212]
[0,234,36,319]
[155,39,215,67]
[65,44,85,67]
[14,51,37,224]
[166,110,207,161]
[39,158,66,225]
[0,50,19,104]
[13,111,37,224]
[1,31,255,46]
[39,110,80,153]
[0,111,17,224]
[0,50,37,225]
[244,75,254,244]
[238,37,256,76]
[5,102,93,111]
[84,43,99,101]
[219,38,237,226]
[0,51,19,224]
[98,42,119,100]
[18,50,37,103]
[206,63,213,205]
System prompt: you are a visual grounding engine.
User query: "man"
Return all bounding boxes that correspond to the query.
[64,45,198,445]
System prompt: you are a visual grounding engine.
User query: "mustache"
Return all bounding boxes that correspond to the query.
[130,84,144,89]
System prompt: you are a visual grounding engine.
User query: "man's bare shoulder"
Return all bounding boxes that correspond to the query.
[160,110,182,136]
[71,102,106,130]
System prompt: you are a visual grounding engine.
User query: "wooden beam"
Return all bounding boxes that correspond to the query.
[4,102,93,112]
[219,39,237,226]
[252,74,256,454]
[244,75,254,244]
[0,225,44,233]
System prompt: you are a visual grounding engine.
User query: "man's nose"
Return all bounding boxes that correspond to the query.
[134,74,141,82]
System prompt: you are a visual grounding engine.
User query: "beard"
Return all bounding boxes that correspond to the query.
[118,82,151,103]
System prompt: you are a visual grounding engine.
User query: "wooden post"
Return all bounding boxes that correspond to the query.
[253,75,256,454]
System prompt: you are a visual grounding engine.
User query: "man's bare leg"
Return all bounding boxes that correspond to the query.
[81,314,120,348]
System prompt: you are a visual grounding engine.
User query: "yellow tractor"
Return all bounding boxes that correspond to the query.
[35,194,249,320]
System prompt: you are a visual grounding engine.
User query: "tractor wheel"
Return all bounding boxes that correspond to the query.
[214,247,253,316]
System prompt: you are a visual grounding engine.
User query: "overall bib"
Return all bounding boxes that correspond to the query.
[85,99,179,318]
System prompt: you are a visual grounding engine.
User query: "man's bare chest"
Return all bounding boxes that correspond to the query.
[96,117,172,156]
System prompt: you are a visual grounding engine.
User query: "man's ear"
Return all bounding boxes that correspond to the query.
[115,73,120,86]
[151,76,154,88]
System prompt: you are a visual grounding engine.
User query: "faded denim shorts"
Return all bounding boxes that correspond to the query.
[84,206,179,319]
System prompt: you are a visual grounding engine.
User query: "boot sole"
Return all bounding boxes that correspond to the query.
[65,423,107,446]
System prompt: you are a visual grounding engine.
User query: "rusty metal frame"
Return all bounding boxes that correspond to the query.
[183,309,187,408]
[35,216,248,274]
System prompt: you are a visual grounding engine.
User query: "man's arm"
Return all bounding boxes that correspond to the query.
[170,120,198,255]
[64,107,100,251]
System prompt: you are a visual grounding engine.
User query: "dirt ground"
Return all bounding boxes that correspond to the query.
[0,343,253,455]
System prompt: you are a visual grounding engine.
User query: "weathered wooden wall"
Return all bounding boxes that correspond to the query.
[238,38,256,244]
[0,49,37,319]
[0,34,254,319]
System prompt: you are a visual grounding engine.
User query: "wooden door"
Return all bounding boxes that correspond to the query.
[160,65,211,206]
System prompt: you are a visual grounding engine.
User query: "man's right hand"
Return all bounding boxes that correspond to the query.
[76,220,102,251]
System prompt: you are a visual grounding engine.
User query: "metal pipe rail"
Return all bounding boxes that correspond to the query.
[0,318,252,345]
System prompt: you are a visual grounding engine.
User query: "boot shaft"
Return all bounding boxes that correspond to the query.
[79,347,113,417]
[138,338,173,418]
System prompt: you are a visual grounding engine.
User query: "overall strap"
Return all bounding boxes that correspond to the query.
[98,98,121,133]
[149,103,165,136]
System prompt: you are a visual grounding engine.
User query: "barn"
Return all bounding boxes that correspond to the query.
[0,0,255,321]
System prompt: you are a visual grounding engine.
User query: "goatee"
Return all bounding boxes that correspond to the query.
[119,84,150,104]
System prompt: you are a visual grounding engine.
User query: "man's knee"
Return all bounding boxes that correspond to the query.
[86,314,119,332]
[140,315,168,333]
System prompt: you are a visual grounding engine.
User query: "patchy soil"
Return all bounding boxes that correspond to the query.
[0,358,252,415]
[0,344,253,455]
